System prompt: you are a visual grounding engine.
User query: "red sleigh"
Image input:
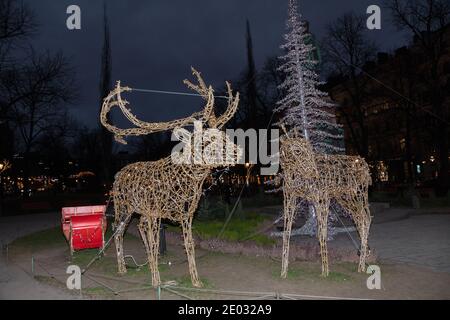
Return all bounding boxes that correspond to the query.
[61,205,107,254]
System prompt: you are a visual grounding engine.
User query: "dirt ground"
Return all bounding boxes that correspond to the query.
[5,227,450,300]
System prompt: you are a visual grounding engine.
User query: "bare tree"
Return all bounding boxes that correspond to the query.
[71,126,102,174]
[36,113,78,176]
[0,0,37,66]
[258,56,284,116]
[229,20,270,130]
[322,13,378,158]
[11,52,76,152]
[131,132,172,161]
[386,0,450,195]
[9,51,77,194]
[0,0,37,158]
[0,0,78,196]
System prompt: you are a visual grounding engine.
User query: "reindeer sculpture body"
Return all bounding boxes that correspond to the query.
[100,68,241,287]
[280,130,372,277]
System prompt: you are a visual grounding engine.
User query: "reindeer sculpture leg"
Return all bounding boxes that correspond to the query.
[138,216,161,287]
[114,211,132,275]
[315,195,330,276]
[338,193,372,272]
[281,191,297,278]
[181,217,202,287]
[354,192,372,272]
[357,216,371,272]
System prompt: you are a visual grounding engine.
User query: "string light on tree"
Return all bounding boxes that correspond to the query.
[276,0,345,237]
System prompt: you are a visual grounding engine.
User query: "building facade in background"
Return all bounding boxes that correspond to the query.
[328,25,450,189]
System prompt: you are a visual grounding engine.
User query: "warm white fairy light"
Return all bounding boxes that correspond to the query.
[276,0,344,154]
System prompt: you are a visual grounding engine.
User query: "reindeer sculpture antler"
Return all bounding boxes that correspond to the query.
[100,67,239,144]
[183,67,239,129]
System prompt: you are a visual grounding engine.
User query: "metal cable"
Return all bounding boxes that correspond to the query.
[131,88,230,100]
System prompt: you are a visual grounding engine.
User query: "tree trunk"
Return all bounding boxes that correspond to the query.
[405,105,414,183]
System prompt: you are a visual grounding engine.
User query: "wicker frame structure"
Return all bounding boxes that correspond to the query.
[100,68,241,288]
[0,160,10,175]
[279,128,372,278]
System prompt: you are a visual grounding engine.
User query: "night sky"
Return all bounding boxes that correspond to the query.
[25,0,408,129]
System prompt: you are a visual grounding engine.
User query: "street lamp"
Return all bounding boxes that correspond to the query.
[244,163,251,186]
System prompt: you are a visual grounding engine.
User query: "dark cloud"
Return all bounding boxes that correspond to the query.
[25,0,406,128]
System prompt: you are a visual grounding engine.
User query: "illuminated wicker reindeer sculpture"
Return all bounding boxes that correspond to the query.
[100,68,241,287]
[280,128,372,278]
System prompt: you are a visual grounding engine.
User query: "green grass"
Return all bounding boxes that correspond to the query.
[326,271,351,282]
[9,227,65,251]
[8,219,139,253]
[271,265,317,280]
[84,286,113,296]
[272,265,352,282]
[72,248,96,264]
[173,275,214,289]
[167,210,276,246]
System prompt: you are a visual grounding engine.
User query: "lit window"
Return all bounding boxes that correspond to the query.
[376,161,389,182]
[400,138,406,151]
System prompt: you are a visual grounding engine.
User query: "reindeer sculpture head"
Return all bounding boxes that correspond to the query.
[170,71,243,168]
[100,68,240,288]
[279,127,318,181]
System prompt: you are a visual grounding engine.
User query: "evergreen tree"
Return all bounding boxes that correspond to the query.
[276,0,344,154]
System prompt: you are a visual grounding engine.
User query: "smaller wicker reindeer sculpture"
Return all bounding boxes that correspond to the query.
[100,68,241,287]
[280,129,372,278]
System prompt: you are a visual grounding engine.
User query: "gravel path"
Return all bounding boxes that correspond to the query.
[370,213,450,273]
[0,212,82,300]
[319,209,450,274]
